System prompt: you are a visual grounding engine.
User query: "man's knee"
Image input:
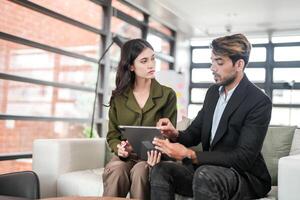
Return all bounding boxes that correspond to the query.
[193,165,220,187]
[150,162,174,185]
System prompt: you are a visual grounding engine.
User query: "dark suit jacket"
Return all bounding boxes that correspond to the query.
[178,75,272,198]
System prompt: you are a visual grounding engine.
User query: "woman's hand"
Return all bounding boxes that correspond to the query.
[117,140,133,158]
[147,150,161,167]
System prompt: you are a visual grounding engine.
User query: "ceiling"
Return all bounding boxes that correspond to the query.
[127,0,300,38]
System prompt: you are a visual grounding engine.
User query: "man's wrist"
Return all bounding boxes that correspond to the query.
[186,149,197,164]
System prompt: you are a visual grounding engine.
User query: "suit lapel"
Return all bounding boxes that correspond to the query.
[210,75,250,148]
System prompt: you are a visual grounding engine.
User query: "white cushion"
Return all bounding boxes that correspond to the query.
[290,129,300,155]
[57,168,104,197]
[278,154,300,200]
[33,138,106,198]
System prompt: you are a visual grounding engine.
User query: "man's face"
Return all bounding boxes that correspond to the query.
[210,52,238,86]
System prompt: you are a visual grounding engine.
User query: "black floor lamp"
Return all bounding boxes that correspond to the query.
[90,35,126,138]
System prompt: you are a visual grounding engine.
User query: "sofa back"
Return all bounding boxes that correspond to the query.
[261,126,297,185]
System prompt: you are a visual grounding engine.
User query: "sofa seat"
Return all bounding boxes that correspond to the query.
[57,168,104,197]
[56,167,277,200]
[33,126,300,199]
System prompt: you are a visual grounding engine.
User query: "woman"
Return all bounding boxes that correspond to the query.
[103,39,177,200]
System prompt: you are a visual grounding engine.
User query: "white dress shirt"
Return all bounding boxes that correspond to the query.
[210,85,238,144]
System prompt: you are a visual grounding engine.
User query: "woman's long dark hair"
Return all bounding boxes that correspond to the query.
[110,39,154,104]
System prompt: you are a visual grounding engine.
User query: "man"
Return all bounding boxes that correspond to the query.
[150,34,272,200]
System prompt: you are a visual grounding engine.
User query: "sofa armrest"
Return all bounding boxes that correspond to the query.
[32,138,106,198]
[278,154,300,200]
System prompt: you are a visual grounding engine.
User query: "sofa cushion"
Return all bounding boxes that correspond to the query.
[177,117,193,131]
[289,129,300,156]
[261,126,296,186]
[57,168,103,196]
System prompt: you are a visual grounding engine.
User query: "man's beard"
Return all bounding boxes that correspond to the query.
[215,73,237,86]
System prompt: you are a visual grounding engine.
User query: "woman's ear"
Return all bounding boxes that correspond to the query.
[130,65,135,71]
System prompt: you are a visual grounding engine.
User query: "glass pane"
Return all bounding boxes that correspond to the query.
[112,0,144,21]
[273,89,300,104]
[29,0,103,29]
[192,48,211,63]
[191,88,207,103]
[0,39,97,88]
[0,80,94,118]
[0,0,100,59]
[190,39,212,47]
[270,107,300,126]
[111,17,142,39]
[272,35,300,43]
[248,37,269,44]
[110,43,122,63]
[0,120,89,154]
[245,68,265,82]
[155,59,170,71]
[273,68,300,82]
[274,46,300,61]
[0,159,32,174]
[188,104,202,119]
[149,18,173,36]
[249,47,266,62]
[191,68,213,83]
[147,34,171,55]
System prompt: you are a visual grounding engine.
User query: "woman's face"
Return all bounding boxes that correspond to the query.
[131,47,156,79]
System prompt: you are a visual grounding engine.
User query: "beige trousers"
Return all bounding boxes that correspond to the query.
[103,155,150,200]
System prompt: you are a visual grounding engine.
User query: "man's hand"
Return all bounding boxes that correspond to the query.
[153,138,190,161]
[147,150,161,167]
[156,118,179,139]
[117,140,133,158]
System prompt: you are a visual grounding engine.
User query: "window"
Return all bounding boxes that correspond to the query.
[1,0,101,59]
[270,107,300,126]
[188,104,202,119]
[273,68,300,82]
[273,89,300,104]
[111,16,142,39]
[249,47,266,62]
[149,18,173,36]
[147,34,171,55]
[245,68,265,82]
[191,88,207,103]
[0,40,97,87]
[112,0,144,21]
[192,48,211,63]
[272,35,300,43]
[274,46,300,61]
[191,68,213,83]
[29,0,104,28]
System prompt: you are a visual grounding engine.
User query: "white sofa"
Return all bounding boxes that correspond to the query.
[33,126,300,200]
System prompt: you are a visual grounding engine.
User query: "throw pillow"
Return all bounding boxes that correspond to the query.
[261,126,296,186]
[289,129,300,155]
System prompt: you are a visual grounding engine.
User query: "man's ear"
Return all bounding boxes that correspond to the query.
[236,59,245,71]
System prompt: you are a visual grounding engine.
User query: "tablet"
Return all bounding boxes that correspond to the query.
[119,125,163,160]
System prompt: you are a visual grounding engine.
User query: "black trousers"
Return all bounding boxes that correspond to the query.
[150,161,256,200]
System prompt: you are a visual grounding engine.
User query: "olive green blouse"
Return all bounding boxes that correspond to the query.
[107,79,177,154]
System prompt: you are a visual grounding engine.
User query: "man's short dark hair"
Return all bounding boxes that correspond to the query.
[211,33,252,68]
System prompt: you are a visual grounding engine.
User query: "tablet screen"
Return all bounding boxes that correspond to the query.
[119,125,162,160]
